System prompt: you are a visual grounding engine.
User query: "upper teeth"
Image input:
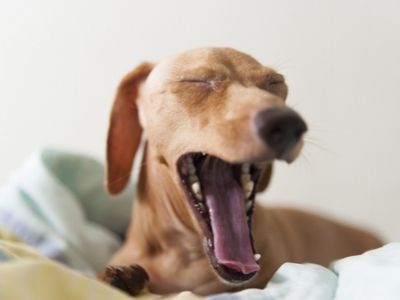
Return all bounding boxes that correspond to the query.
[187,158,255,201]
[246,200,253,211]
[242,163,251,173]
[188,157,196,175]
[241,163,254,198]
[254,253,261,262]
[189,175,199,183]
[191,182,201,195]
[188,157,203,200]
[241,173,251,183]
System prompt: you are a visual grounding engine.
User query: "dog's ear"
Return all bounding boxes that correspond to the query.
[256,164,273,193]
[106,62,153,195]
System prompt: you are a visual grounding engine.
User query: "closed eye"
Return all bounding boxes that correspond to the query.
[269,79,284,85]
[262,73,288,98]
[178,78,219,89]
[267,73,285,86]
[180,78,211,84]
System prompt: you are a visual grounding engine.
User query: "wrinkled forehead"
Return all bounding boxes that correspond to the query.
[146,48,270,90]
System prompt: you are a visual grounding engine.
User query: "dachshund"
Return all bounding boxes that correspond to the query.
[99,47,382,296]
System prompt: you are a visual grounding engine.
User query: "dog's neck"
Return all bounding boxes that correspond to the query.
[123,144,279,294]
[128,144,204,261]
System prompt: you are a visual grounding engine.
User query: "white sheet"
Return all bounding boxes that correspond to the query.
[209,243,400,300]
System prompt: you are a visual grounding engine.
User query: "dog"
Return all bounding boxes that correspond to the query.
[99,47,382,296]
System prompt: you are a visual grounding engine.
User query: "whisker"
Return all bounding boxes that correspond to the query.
[304,136,335,155]
[298,151,312,169]
[304,121,337,135]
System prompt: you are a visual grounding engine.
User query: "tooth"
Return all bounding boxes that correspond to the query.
[189,175,199,184]
[191,182,203,200]
[187,158,196,174]
[254,253,261,262]
[246,200,253,210]
[242,163,251,173]
[244,181,254,198]
[191,182,201,194]
[245,181,254,192]
[241,164,253,197]
[241,175,254,198]
[188,164,196,175]
[197,202,206,211]
[240,174,251,184]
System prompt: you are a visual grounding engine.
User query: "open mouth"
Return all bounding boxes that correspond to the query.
[177,153,262,284]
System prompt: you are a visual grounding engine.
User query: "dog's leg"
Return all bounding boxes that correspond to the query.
[98,264,149,295]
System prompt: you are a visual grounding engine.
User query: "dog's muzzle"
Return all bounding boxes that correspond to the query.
[254,107,307,158]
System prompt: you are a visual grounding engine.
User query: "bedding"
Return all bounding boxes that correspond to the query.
[210,243,400,300]
[0,149,398,300]
[0,233,200,299]
[2,231,400,300]
[0,149,134,274]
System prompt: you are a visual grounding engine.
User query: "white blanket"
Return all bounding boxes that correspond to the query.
[209,243,400,300]
[1,149,398,299]
[0,149,134,275]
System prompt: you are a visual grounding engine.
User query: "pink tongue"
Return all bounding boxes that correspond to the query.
[199,158,260,274]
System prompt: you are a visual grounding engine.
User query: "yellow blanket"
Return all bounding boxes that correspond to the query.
[0,228,202,300]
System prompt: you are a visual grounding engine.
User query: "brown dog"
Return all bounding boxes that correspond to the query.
[100,48,382,296]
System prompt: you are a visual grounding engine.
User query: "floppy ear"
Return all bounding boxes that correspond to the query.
[106,62,153,195]
[256,163,273,193]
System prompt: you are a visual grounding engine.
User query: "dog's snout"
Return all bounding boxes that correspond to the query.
[254,107,307,156]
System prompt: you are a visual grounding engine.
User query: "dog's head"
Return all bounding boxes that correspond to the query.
[106,48,307,285]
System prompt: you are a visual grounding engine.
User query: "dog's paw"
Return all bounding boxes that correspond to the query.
[99,264,150,295]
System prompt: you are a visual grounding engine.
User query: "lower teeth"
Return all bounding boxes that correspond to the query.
[246,201,253,211]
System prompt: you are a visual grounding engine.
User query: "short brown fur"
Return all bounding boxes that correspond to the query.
[103,48,382,295]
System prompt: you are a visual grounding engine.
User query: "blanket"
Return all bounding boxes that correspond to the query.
[0,149,399,299]
[2,232,400,300]
[209,243,400,300]
[0,149,134,274]
[0,231,200,299]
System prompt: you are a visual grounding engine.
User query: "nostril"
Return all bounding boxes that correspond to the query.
[294,126,306,140]
[294,129,301,139]
[268,127,284,144]
[254,107,307,155]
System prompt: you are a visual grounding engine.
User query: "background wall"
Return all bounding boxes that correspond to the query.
[1,0,399,241]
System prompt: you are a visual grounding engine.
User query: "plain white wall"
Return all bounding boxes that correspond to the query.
[1,0,399,241]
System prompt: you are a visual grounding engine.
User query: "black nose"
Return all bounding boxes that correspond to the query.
[254,107,307,156]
